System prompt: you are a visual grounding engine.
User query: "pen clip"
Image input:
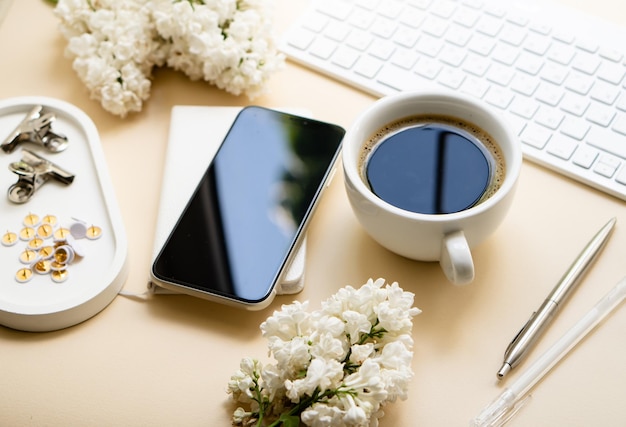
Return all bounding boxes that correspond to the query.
[505,312,536,355]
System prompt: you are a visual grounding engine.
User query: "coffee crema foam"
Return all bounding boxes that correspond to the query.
[359,114,506,209]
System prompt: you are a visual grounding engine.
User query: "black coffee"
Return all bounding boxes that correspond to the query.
[361,115,504,215]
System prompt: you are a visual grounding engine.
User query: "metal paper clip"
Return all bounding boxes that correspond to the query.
[7,149,75,204]
[1,105,69,154]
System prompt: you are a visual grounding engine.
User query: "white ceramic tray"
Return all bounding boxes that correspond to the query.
[0,96,128,332]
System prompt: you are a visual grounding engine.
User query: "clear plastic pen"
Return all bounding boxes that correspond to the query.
[471,276,626,427]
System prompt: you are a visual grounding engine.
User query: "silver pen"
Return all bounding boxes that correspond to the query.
[497,217,616,379]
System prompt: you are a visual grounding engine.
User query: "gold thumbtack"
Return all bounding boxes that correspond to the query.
[54,227,71,240]
[54,245,74,265]
[51,269,69,283]
[19,249,38,264]
[15,268,33,283]
[50,260,66,271]
[39,246,54,259]
[19,227,36,241]
[27,237,44,250]
[41,214,57,226]
[23,213,40,227]
[33,259,51,274]
[37,223,54,239]
[2,231,18,246]
[85,225,102,240]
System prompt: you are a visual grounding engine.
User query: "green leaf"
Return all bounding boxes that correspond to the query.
[278,413,301,427]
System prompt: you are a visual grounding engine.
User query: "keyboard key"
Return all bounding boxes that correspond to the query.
[369,39,396,60]
[391,48,418,69]
[521,124,552,149]
[461,76,490,98]
[438,68,466,89]
[576,39,599,54]
[302,13,329,33]
[421,16,449,38]
[468,33,496,56]
[594,161,618,178]
[547,42,576,65]
[325,22,351,42]
[560,116,590,140]
[408,0,432,10]
[510,97,539,119]
[453,6,480,28]
[590,81,620,105]
[346,30,373,51]
[446,25,472,47]
[596,62,626,85]
[492,43,519,65]
[586,103,616,127]
[524,33,551,56]
[399,6,426,28]
[560,92,590,116]
[287,29,315,50]
[599,48,624,63]
[355,0,379,10]
[372,17,398,39]
[310,38,337,59]
[564,72,594,95]
[612,114,626,136]
[416,35,443,57]
[354,55,383,78]
[535,83,563,106]
[516,52,544,75]
[572,52,601,75]
[510,74,540,96]
[377,64,420,91]
[440,45,467,67]
[463,54,491,76]
[378,0,404,19]
[394,25,420,48]
[415,58,442,79]
[349,9,375,30]
[484,87,514,109]
[572,144,599,168]
[535,107,564,129]
[499,23,527,46]
[547,134,578,160]
[331,46,360,69]
[431,0,457,18]
[540,62,569,85]
[616,166,626,185]
[317,1,352,20]
[486,63,515,86]
[476,15,503,37]
[587,126,626,159]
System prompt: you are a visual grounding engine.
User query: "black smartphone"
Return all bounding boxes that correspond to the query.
[150,106,345,309]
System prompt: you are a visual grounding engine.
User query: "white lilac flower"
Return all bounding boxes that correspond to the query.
[228,279,420,426]
[54,0,284,117]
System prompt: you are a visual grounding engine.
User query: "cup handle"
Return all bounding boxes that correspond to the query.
[440,230,475,285]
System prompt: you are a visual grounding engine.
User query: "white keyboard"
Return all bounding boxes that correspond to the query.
[281,0,626,201]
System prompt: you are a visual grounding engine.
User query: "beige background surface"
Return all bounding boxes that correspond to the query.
[1,0,626,425]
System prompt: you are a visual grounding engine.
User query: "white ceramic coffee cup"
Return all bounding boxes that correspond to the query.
[343,91,522,285]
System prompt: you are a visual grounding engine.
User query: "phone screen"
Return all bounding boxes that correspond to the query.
[151,106,345,305]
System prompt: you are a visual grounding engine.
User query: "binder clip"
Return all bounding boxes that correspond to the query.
[7,149,74,204]
[1,105,69,154]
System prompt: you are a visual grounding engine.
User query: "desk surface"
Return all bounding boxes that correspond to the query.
[2,0,626,426]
